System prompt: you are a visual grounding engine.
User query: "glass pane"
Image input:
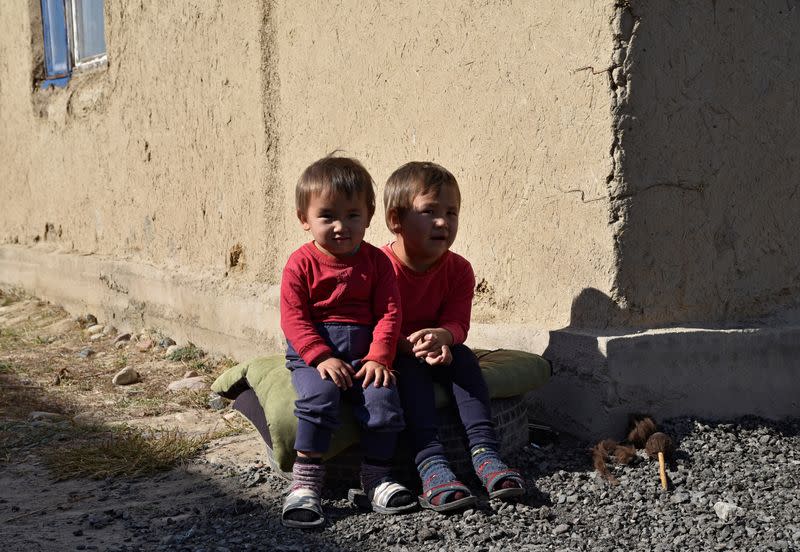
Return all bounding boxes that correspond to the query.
[41,0,70,77]
[74,0,106,61]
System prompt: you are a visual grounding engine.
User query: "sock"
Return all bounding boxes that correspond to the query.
[361,457,413,507]
[290,455,325,495]
[471,444,521,490]
[285,456,325,523]
[417,454,466,506]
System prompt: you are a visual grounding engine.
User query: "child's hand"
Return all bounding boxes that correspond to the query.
[354,360,396,388]
[408,328,453,360]
[424,344,453,366]
[316,357,355,389]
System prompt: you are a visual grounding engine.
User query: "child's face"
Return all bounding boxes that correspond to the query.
[298,191,370,258]
[393,185,460,265]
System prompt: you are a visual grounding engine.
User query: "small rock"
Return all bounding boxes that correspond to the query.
[112,367,140,386]
[78,348,95,358]
[73,412,99,424]
[29,411,64,422]
[102,325,117,336]
[114,341,127,349]
[670,492,691,504]
[114,333,132,344]
[89,333,104,341]
[159,337,176,348]
[554,524,570,535]
[86,324,104,334]
[222,411,240,422]
[184,370,199,378]
[208,393,227,410]
[167,376,208,392]
[418,528,438,541]
[136,339,154,352]
[714,501,743,522]
[80,314,98,327]
[166,344,181,357]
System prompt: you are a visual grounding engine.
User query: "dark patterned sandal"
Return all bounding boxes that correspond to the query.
[418,481,477,513]
[281,488,325,528]
[476,465,525,500]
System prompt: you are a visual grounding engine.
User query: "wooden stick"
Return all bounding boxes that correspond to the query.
[658,451,668,490]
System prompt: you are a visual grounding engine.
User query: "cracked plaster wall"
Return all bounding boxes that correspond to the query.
[1,1,620,334]
[609,0,800,327]
[8,1,795,342]
[274,0,618,329]
[0,2,281,285]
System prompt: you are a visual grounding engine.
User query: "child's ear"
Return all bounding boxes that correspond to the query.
[297,209,311,231]
[387,208,402,234]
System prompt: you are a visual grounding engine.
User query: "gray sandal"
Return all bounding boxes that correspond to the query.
[348,480,417,515]
[281,488,325,528]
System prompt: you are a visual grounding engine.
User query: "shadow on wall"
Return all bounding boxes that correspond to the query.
[537,288,623,438]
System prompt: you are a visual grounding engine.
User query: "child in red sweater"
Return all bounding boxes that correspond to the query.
[280,156,415,528]
[382,161,524,512]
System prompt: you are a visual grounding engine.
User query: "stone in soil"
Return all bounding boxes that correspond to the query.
[137,339,154,352]
[78,348,95,358]
[167,376,208,392]
[208,393,227,410]
[112,367,140,386]
[166,344,181,356]
[114,333,132,343]
[159,337,176,348]
[86,324,104,334]
[28,411,65,422]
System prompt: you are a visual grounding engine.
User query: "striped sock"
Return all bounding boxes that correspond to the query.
[290,455,325,496]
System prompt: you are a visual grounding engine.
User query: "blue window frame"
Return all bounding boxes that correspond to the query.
[40,0,107,89]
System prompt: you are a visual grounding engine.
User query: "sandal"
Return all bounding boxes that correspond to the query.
[418,480,477,513]
[281,488,325,528]
[348,480,417,515]
[476,466,525,500]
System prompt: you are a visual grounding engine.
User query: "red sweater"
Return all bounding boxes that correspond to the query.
[381,244,475,345]
[280,241,401,368]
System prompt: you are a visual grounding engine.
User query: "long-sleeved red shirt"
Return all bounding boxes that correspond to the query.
[381,243,475,345]
[280,241,401,368]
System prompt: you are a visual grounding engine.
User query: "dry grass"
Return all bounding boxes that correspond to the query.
[41,424,211,480]
[1,418,244,480]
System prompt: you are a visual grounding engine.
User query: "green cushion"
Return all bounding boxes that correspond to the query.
[211,349,550,472]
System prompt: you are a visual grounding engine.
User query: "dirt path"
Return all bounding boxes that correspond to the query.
[0,290,277,551]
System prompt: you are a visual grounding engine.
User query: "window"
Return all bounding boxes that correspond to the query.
[40,0,107,89]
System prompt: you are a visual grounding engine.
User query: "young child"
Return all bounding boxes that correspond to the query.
[280,156,415,528]
[382,161,525,513]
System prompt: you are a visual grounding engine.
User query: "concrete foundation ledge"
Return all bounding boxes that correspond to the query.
[0,245,283,360]
[531,326,800,440]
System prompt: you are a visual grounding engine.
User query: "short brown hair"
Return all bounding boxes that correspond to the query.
[383,161,461,229]
[296,156,376,220]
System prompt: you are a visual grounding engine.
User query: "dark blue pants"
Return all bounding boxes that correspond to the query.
[395,344,499,466]
[286,324,405,459]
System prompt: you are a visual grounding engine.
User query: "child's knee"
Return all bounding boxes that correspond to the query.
[295,380,341,422]
[362,386,404,430]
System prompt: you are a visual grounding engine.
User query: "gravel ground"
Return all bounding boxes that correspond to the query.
[45,415,794,552]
